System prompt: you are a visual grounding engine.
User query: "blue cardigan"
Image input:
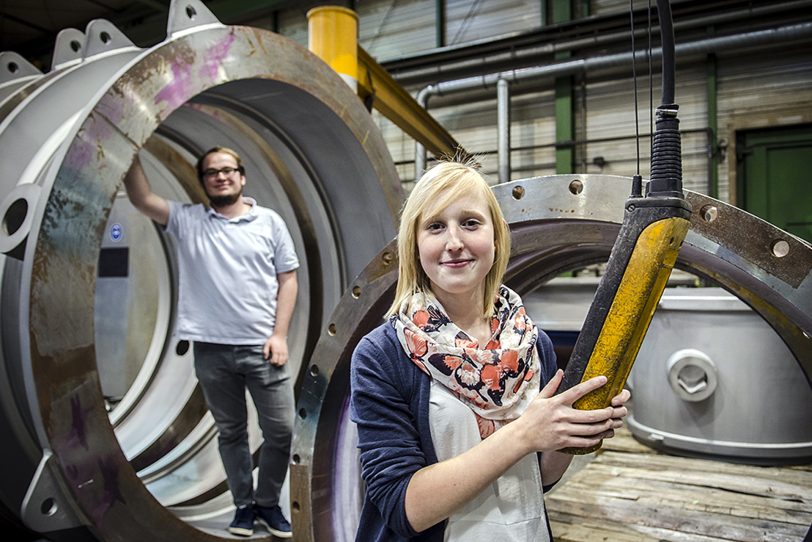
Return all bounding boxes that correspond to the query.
[349,322,559,542]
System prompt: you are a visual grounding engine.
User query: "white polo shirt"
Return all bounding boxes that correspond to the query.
[165,197,299,345]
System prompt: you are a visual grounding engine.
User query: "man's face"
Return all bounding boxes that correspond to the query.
[200,151,246,206]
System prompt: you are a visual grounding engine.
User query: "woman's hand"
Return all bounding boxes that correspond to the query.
[606,387,631,439]
[513,369,628,453]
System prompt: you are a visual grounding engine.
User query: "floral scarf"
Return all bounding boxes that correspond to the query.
[392,285,540,439]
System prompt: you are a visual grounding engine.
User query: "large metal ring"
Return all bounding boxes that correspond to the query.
[0,1,401,540]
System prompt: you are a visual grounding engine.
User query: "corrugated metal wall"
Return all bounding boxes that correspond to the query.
[276,7,309,46]
[591,0,634,16]
[581,65,710,194]
[444,0,542,46]
[358,0,435,59]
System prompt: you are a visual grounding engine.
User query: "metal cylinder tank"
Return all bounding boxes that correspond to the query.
[627,287,812,464]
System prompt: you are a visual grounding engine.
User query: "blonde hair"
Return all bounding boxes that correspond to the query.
[386,160,511,319]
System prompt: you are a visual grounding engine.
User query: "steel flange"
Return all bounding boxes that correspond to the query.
[0,1,402,540]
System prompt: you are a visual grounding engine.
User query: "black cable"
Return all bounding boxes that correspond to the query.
[648,0,683,197]
[657,0,676,105]
[631,0,643,197]
[631,0,640,176]
[648,0,653,158]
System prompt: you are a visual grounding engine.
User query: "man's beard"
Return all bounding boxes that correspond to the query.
[208,189,242,208]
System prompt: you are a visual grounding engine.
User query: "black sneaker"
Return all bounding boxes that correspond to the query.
[228,505,255,537]
[254,504,292,539]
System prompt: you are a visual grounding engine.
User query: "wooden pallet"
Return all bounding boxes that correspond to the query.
[546,427,812,542]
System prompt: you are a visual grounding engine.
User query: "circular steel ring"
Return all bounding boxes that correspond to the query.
[290,174,812,541]
[7,14,401,542]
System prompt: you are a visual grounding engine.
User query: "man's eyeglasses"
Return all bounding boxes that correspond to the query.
[202,166,242,179]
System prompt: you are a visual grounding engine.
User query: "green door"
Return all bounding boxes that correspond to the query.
[737,124,812,243]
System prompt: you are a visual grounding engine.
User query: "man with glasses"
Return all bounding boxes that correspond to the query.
[123,147,297,538]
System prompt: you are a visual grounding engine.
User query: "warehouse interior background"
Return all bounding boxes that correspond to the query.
[0,1,810,541]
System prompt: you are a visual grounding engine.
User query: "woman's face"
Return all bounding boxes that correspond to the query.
[417,192,495,304]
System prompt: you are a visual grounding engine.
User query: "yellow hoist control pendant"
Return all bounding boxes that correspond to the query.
[556,0,690,455]
[558,199,691,456]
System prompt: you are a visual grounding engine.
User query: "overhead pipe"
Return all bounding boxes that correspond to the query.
[497,78,511,183]
[307,6,359,91]
[413,21,812,175]
[388,0,812,86]
[414,85,435,178]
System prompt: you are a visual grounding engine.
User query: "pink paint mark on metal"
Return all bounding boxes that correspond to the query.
[155,61,193,110]
[199,31,237,82]
[67,139,94,171]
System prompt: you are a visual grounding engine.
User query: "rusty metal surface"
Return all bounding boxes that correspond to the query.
[290,174,812,542]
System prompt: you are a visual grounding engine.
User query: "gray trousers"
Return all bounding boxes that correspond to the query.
[193,342,294,508]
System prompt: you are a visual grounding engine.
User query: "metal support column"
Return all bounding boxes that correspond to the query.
[497,78,511,183]
[553,0,574,173]
[706,52,719,198]
[307,5,359,91]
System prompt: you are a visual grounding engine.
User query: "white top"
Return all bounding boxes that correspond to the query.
[428,380,550,542]
[165,198,298,344]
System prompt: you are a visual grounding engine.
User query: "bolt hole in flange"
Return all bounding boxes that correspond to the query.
[2,198,27,236]
[39,498,57,517]
[700,204,718,223]
[0,183,41,260]
[512,185,525,200]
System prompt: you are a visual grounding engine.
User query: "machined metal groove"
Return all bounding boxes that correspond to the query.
[290,174,812,542]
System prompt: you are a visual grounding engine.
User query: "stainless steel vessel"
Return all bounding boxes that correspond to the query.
[627,287,812,464]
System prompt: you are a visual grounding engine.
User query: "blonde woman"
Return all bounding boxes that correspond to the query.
[350,161,630,541]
